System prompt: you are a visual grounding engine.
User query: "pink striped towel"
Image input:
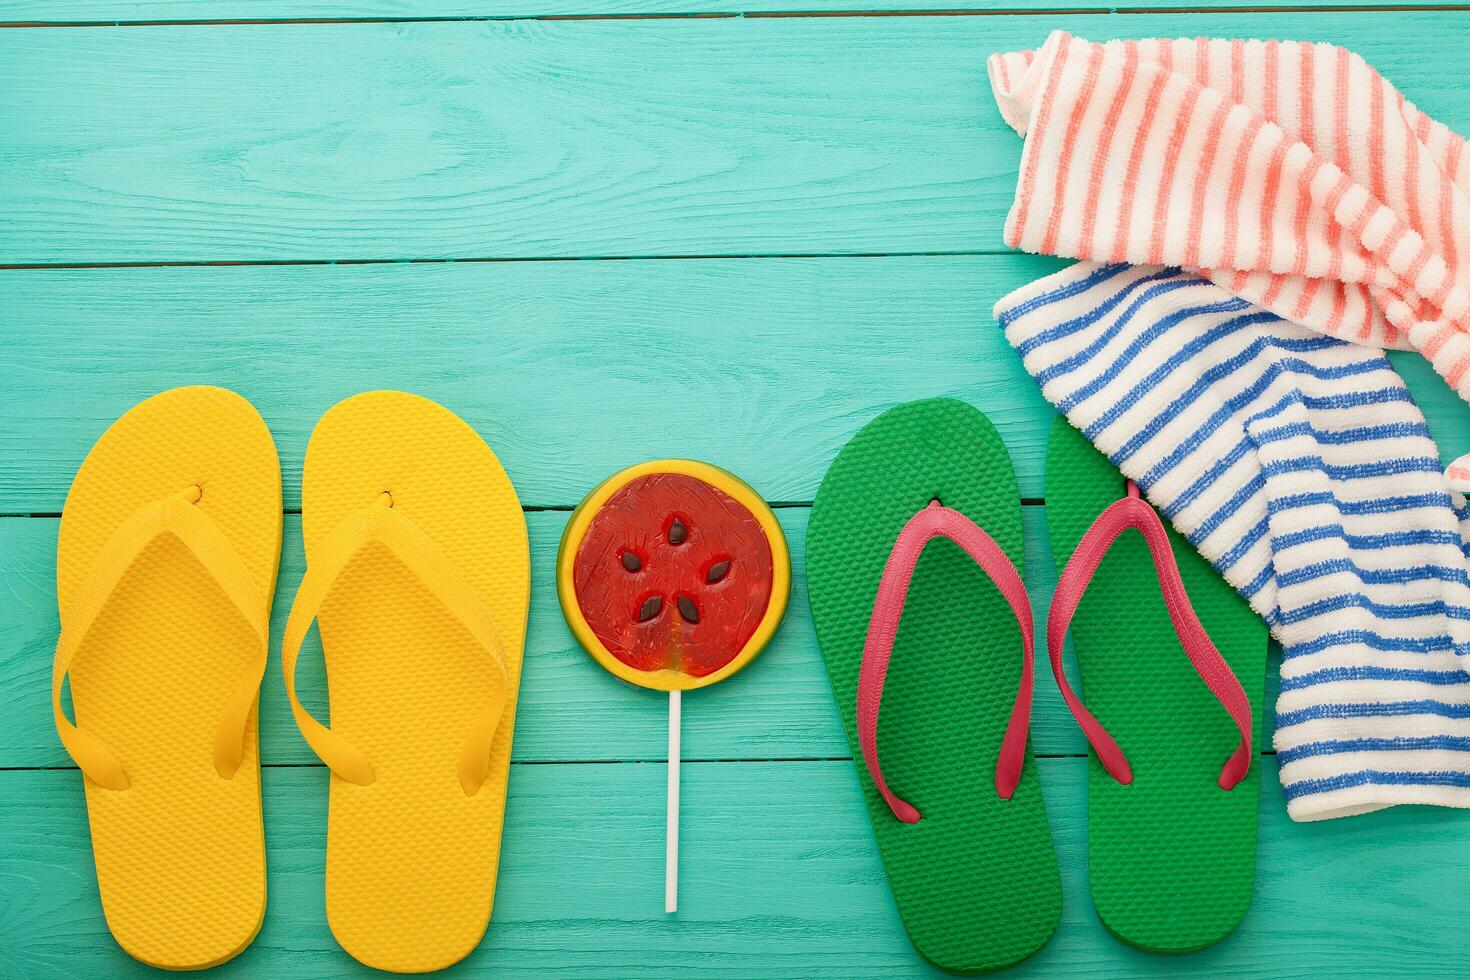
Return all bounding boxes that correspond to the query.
[988,32,1470,490]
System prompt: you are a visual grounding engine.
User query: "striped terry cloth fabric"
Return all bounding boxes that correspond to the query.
[987,32,1470,491]
[995,261,1470,821]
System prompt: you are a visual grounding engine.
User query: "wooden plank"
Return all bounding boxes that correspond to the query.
[4,14,1470,264]
[0,255,1063,511]
[3,0,1460,25]
[4,758,1469,978]
[7,505,1162,768]
[4,256,1466,514]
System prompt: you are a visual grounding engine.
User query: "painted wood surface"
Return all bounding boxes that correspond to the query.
[4,14,1470,265]
[3,257,1467,512]
[4,760,1470,978]
[5,3,1470,977]
[3,0,1461,24]
[0,255,1058,509]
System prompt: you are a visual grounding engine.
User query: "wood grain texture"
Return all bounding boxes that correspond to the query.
[0,254,1060,510]
[4,14,1470,264]
[6,7,1470,977]
[3,256,1466,513]
[14,504,1230,768]
[4,759,1469,978]
[4,0,1461,24]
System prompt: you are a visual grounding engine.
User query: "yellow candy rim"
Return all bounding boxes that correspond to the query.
[556,459,791,692]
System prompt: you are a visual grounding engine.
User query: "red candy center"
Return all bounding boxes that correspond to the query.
[571,472,775,677]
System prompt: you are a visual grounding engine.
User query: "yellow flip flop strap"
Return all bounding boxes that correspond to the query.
[52,486,270,791]
[281,493,510,795]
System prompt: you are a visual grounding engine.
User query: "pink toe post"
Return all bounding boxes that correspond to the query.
[1048,482,1253,791]
[856,500,1038,824]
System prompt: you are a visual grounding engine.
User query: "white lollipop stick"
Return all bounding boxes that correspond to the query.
[665,689,681,914]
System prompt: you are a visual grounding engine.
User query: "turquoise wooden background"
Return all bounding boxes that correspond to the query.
[3,3,1470,977]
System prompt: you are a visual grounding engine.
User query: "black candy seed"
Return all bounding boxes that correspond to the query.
[676,595,700,624]
[706,560,731,583]
[668,519,688,545]
[637,595,663,623]
[621,551,641,572]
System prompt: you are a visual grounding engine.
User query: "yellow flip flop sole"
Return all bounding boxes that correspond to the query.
[53,385,280,970]
[282,391,530,973]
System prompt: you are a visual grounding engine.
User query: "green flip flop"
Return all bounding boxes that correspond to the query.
[1044,418,1269,952]
[807,398,1061,974]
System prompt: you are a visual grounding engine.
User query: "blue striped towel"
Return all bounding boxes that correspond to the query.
[996,261,1470,821]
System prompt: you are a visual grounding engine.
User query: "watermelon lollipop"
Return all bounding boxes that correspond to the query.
[557,460,790,912]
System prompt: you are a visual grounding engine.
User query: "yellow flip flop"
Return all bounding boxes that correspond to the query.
[52,386,280,970]
[281,391,530,973]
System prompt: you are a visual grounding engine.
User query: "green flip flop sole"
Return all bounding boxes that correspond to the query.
[807,398,1061,974]
[1045,418,1269,952]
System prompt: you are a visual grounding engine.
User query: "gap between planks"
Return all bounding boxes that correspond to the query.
[0,250,1112,272]
[3,5,1468,28]
[2,749,1281,773]
[0,500,1048,518]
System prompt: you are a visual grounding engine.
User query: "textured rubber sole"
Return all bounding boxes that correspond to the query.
[58,386,279,970]
[807,398,1061,975]
[1046,419,1268,952]
[302,392,529,973]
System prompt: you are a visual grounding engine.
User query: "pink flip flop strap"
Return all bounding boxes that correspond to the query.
[857,500,1036,824]
[1048,482,1253,791]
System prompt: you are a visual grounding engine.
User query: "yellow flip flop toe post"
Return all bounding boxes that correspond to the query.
[282,391,530,973]
[53,386,280,970]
